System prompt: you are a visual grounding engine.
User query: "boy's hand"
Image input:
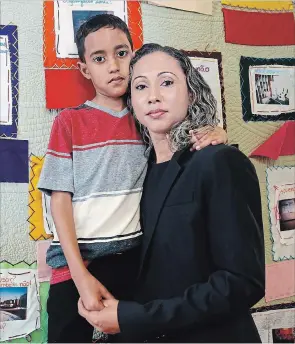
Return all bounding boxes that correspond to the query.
[78,298,120,334]
[75,271,114,311]
[189,126,228,151]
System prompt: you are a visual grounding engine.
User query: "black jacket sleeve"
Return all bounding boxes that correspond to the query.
[118,146,265,339]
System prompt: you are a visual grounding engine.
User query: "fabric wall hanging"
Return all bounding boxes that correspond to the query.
[252,305,295,343]
[265,260,295,302]
[222,7,295,46]
[0,139,28,183]
[43,0,143,68]
[28,155,53,241]
[0,267,40,342]
[250,122,295,159]
[147,0,213,15]
[240,56,295,122]
[184,51,226,129]
[0,25,18,138]
[266,166,295,261]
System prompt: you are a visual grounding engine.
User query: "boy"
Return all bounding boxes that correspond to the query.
[38,14,226,343]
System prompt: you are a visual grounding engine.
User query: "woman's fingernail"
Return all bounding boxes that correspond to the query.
[196,146,201,150]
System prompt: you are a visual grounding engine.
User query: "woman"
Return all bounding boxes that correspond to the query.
[78,43,265,343]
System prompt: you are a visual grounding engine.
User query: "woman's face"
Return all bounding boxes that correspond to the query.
[130,51,190,136]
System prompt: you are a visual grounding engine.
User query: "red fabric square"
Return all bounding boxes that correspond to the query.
[45,69,96,109]
[223,8,295,46]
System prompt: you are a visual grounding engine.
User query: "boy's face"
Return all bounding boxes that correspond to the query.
[78,27,132,100]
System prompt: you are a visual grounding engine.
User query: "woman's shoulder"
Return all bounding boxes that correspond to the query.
[193,143,244,159]
[190,144,254,172]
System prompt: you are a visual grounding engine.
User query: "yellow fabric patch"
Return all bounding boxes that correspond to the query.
[221,0,293,11]
[28,155,52,240]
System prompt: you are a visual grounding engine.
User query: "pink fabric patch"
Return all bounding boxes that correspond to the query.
[265,260,295,302]
[37,240,52,282]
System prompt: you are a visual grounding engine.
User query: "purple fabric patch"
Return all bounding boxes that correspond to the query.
[0,139,29,183]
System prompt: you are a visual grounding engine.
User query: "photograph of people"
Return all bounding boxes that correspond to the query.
[255,73,290,106]
[78,43,265,343]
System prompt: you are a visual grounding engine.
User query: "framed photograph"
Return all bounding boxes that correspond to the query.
[240,56,295,122]
[279,198,295,233]
[272,328,295,343]
[54,0,127,58]
[249,66,294,115]
[0,25,18,138]
[273,184,295,242]
[0,287,27,322]
[0,269,40,341]
[266,166,295,261]
[72,10,114,37]
[252,306,295,343]
[43,1,143,68]
[184,51,226,129]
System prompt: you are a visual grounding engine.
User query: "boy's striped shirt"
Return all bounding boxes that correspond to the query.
[38,101,148,270]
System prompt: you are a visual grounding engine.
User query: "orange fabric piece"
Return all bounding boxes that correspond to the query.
[127,1,144,51]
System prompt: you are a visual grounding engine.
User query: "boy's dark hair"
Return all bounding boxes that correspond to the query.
[75,14,133,62]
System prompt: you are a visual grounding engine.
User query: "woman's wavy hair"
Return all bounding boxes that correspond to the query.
[127,43,218,152]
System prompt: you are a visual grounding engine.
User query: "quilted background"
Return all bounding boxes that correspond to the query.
[0,0,294,315]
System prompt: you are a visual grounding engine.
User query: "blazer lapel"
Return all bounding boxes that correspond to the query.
[138,150,184,276]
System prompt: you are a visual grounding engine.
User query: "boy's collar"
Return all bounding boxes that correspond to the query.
[85,100,129,118]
